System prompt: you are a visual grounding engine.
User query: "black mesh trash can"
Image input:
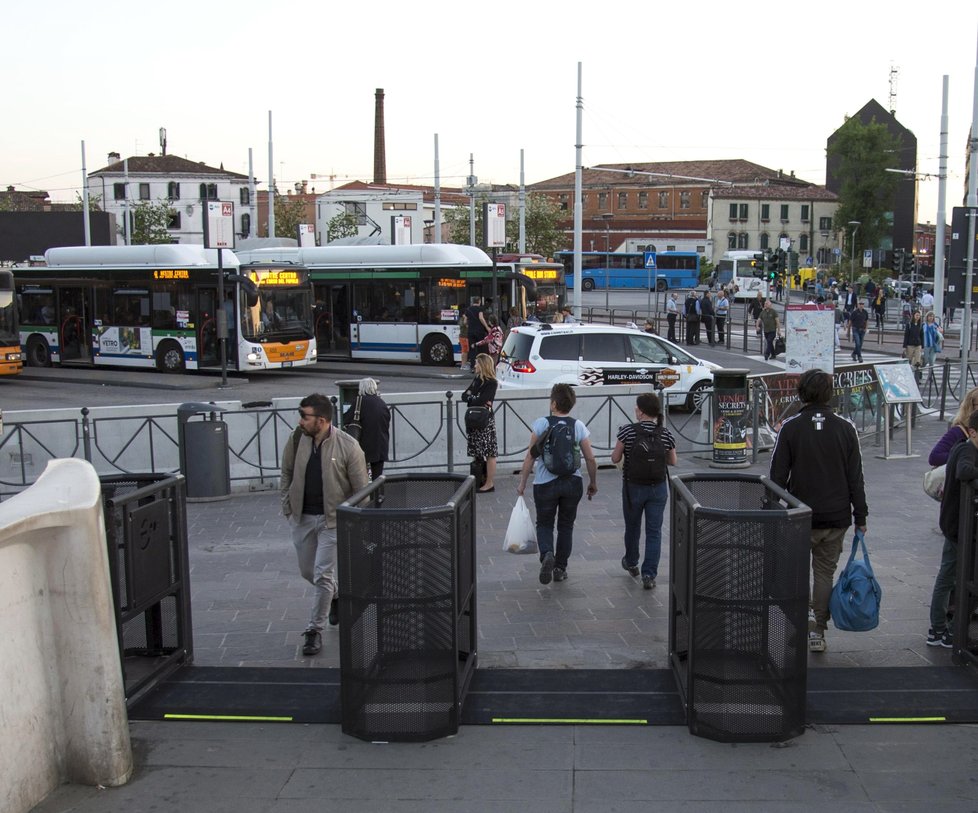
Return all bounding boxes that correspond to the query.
[336,473,477,742]
[669,473,811,742]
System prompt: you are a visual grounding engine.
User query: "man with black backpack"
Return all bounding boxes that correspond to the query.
[611,392,677,589]
[516,383,598,586]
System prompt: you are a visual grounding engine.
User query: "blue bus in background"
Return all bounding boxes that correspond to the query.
[560,251,700,292]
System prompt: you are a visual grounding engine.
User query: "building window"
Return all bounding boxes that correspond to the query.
[199,183,218,201]
[760,203,770,221]
[780,204,789,222]
[799,234,809,252]
[819,216,832,231]
[679,191,690,209]
[779,233,788,246]
[800,204,810,222]
[739,203,748,220]
[760,233,770,250]
[382,202,418,210]
[728,203,738,220]
[598,192,608,210]
[700,191,709,208]
[167,182,180,200]
[737,232,748,249]
[139,183,151,201]
[167,211,181,230]
[558,193,569,211]
[617,191,627,209]
[240,187,250,206]
[638,191,648,209]
[240,213,251,236]
[658,191,669,209]
[727,232,737,250]
[343,201,367,225]
[666,245,676,251]
[113,183,126,201]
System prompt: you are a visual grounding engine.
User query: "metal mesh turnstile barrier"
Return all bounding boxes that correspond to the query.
[336,474,477,742]
[669,473,811,742]
[101,473,192,703]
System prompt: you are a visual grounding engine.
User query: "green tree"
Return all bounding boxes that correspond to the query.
[273,195,309,239]
[444,198,485,247]
[326,212,359,242]
[827,117,901,269]
[129,199,174,244]
[506,193,566,258]
[68,192,103,211]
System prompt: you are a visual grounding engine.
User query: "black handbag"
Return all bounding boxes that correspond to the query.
[344,396,363,442]
[464,406,490,432]
[773,336,786,356]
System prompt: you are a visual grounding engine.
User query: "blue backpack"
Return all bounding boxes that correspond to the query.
[829,529,882,632]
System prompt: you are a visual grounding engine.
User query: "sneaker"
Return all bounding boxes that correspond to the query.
[808,630,826,653]
[642,576,655,590]
[552,567,567,582]
[808,608,817,633]
[328,597,339,627]
[621,556,639,577]
[539,551,555,585]
[926,628,953,648]
[302,629,322,656]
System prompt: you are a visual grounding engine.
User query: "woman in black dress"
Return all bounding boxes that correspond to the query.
[343,377,391,480]
[463,353,498,493]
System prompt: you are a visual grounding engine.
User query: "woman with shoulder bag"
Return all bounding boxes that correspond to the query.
[462,353,498,493]
[922,311,944,368]
[903,310,924,368]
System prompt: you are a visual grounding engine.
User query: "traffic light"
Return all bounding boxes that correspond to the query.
[892,249,905,276]
[906,254,916,279]
[775,249,787,278]
[762,251,776,280]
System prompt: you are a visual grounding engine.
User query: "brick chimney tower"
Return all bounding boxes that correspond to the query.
[373,88,387,185]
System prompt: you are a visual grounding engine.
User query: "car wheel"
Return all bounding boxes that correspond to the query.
[155,341,186,373]
[26,335,52,367]
[421,334,453,366]
[582,278,595,292]
[685,381,711,412]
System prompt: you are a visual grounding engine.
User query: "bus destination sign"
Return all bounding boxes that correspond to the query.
[438,278,466,288]
[255,270,301,286]
[153,269,190,280]
[522,268,559,281]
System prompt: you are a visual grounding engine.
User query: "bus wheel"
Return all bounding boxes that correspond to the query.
[156,341,186,373]
[26,335,52,367]
[582,278,595,292]
[421,335,453,367]
[656,279,667,292]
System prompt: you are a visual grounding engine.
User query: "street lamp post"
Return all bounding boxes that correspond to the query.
[848,221,861,289]
[599,212,614,311]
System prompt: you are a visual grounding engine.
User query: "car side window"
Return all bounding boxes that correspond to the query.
[582,333,628,362]
[539,333,581,360]
[629,334,670,364]
[655,337,695,364]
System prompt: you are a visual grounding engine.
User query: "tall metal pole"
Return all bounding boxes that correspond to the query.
[468,153,476,247]
[80,140,91,247]
[123,158,131,246]
[267,111,275,239]
[960,29,978,399]
[433,134,441,244]
[934,75,949,322]
[247,148,256,238]
[573,62,583,319]
[519,149,526,254]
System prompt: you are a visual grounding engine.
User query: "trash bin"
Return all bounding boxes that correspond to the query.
[336,379,361,429]
[336,473,477,742]
[177,402,230,501]
[711,368,750,467]
[101,472,192,701]
[669,472,811,742]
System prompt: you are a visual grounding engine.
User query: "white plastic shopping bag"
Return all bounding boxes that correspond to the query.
[503,496,538,554]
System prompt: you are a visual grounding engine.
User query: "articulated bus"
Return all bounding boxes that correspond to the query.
[559,250,700,291]
[14,245,316,373]
[715,250,771,301]
[0,270,24,375]
[235,244,558,366]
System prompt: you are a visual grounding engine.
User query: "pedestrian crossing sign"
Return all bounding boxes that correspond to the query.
[644,252,657,269]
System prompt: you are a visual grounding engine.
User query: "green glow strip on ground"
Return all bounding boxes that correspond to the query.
[868,716,947,723]
[491,717,647,725]
[163,713,293,722]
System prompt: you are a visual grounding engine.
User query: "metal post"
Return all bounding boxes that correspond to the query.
[573,63,583,322]
[518,149,526,254]
[960,32,978,399]
[445,391,455,472]
[267,111,275,239]
[217,249,228,387]
[80,141,91,247]
[934,76,949,322]
[80,407,92,462]
[434,134,442,244]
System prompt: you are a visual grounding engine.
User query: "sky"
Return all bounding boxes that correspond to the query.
[3,1,977,223]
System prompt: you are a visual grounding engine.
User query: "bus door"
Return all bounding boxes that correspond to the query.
[57,287,92,364]
[195,287,221,367]
[314,283,350,358]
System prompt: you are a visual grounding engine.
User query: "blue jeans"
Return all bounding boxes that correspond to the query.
[533,476,584,569]
[622,480,668,579]
[853,329,865,359]
[929,535,958,632]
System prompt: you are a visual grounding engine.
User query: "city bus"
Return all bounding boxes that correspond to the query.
[235,244,552,366]
[715,250,771,301]
[14,245,316,372]
[559,251,700,291]
[0,270,24,375]
[491,254,565,323]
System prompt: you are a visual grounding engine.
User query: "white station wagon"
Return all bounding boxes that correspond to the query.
[496,322,720,410]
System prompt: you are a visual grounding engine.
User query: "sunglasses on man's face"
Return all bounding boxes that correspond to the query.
[298,411,322,420]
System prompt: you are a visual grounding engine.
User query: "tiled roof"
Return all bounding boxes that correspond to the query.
[89,154,249,179]
[531,159,812,190]
[712,185,837,201]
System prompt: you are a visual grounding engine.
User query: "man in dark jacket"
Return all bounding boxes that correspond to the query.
[929,409,978,648]
[684,292,699,345]
[700,290,716,345]
[770,369,868,653]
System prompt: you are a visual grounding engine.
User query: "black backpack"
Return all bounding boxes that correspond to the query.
[537,416,580,477]
[624,422,667,485]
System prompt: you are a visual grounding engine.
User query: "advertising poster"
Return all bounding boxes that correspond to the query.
[713,385,749,462]
[96,326,152,356]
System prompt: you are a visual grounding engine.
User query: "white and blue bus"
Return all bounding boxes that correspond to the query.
[715,250,770,301]
[560,250,700,292]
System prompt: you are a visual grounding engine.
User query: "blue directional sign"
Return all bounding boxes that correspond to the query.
[644,251,657,269]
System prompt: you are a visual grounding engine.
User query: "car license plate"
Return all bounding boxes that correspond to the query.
[282,361,293,368]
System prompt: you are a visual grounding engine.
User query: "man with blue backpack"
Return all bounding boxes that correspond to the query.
[516,383,598,585]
